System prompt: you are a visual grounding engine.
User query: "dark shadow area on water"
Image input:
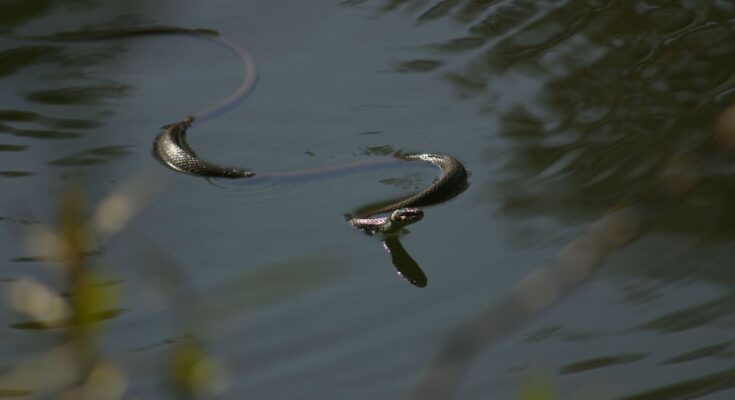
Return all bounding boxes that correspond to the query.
[0,1,154,183]
[345,0,735,398]
[0,1,226,397]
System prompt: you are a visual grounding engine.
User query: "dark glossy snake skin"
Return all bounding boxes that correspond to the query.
[155,115,468,232]
[154,117,253,178]
[37,26,468,233]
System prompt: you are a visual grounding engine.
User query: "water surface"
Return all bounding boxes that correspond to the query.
[1,1,735,399]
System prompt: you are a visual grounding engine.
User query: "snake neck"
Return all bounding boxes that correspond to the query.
[355,153,469,219]
[153,117,254,178]
[346,153,468,235]
[350,216,395,235]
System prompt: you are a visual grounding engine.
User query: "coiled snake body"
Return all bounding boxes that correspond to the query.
[156,115,467,233]
[33,26,469,280]
[134,27,469,234]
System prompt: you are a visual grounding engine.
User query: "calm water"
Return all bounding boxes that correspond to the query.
[2,1,735,399]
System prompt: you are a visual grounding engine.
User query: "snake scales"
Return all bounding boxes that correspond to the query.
[31,26,469,282]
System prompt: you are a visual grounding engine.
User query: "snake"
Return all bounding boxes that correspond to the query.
[28,26,468,234]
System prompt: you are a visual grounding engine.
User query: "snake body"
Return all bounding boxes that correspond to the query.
[154,117,253,178]
[33,26,468,234]
[134,27,469,233]
[156,115,468,232]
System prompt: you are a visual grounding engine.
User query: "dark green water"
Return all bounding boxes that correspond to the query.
[2,1,735,398]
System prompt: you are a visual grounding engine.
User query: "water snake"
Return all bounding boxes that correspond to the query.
[76,26,469,233]
[29,26,469,281]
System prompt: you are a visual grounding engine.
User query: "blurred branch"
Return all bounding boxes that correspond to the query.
[1,179,155,398]
[405,207,640,399]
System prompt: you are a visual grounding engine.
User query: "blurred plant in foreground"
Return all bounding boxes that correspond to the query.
[518,372,557,400]
[0,177,210,399]
[0,177,263,399]
[1,182,133,398]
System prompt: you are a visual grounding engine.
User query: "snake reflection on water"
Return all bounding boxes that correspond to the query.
[147,28,468,235]
[37,26,469,282]
[156,116,468,234]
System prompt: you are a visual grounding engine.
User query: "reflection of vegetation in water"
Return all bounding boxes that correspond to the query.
[0,171,34,178]
[559,353,646,375]
[0,121,84,140]
[0,109,102,129]
[347,1,735,398]
[349,0,735,232]
[0,0,97,29]
[349,3,735,269]
[662,340,734,365]
[48,145,135,167]
[25,84,130,106]
[0,45,63,77]
[0,2,151,176]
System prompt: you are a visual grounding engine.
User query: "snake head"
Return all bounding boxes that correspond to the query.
[389,208,424,230]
